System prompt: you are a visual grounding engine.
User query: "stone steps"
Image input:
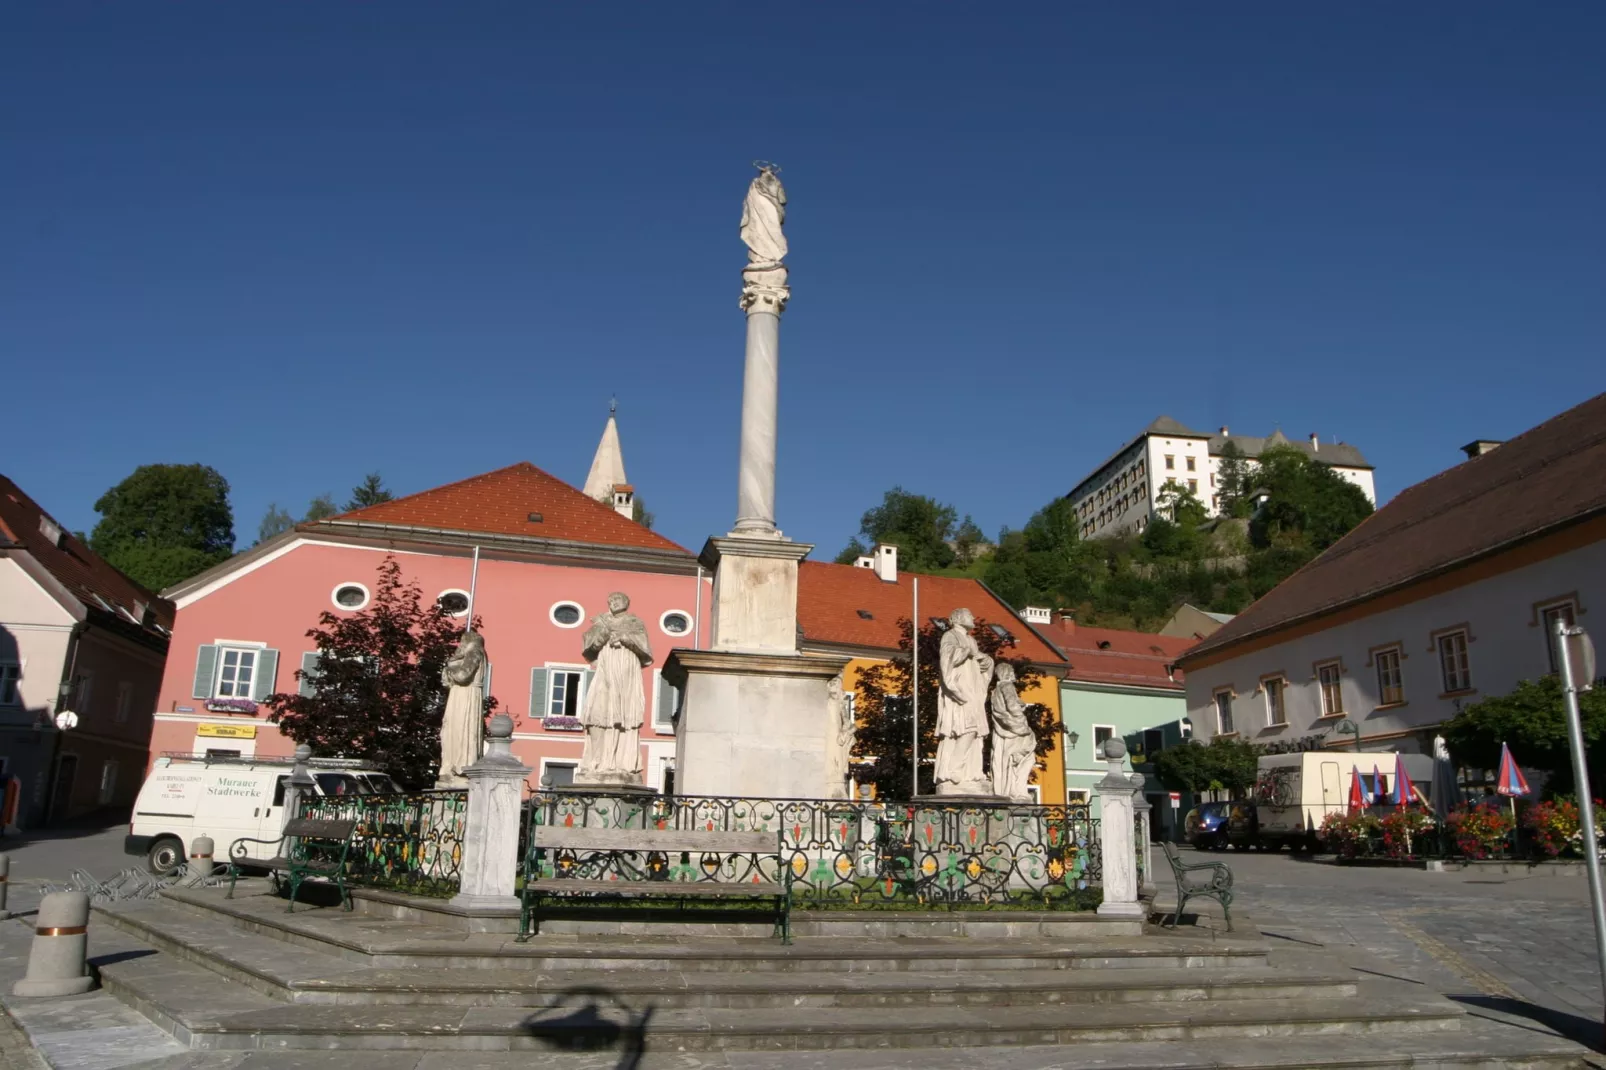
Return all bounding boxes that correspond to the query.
[95,949,1463,1052]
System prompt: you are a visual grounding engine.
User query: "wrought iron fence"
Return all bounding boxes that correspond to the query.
[523,792,1100,909]
[302,789,467,897]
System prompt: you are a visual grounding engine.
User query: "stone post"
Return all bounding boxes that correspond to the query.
[449,714,529,913]
[1131,778,1154,897]
[13,891,93,996]
[283,745,316,857]
[1095,740,1143,919]
[189,834,216,879]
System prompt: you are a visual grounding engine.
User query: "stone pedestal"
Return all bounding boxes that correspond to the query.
[1095,741,1144,919]
[1132,782,1155,897]
[702,535,810,654]
[666,649,849,799]
[449,715,529,913]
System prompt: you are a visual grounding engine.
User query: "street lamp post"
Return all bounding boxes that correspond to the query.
[1331,717,1362,753]
[1554,618,1604,1046]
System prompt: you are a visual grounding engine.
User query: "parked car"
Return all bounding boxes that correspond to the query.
[1184,801,1233,849]
[126,753,395,874]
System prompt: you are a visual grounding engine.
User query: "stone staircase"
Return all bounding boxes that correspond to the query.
[81,881,1592,1067]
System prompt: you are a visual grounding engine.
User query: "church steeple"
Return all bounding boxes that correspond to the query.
[582,401,634,519]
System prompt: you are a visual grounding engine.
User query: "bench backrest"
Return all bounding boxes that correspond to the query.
[1161,841,1186,875]
[531,825,778,856]
[284,817,357,841]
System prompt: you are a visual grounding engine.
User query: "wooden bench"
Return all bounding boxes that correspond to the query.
[521,825,791,942]
[226,817,358,913]
[1161,841,1234,931]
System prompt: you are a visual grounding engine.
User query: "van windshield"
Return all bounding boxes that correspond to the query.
[360,774,402,794]
[314,773,364,796]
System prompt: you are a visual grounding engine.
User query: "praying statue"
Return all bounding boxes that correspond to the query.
[577,592,653,784]
[989,663,1036,802]
[740,164,788,266]
[438,629,487,787]
[935,608,994,795]
[826,674,855,799]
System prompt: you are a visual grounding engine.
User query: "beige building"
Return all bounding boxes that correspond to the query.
[1177,393,1605,755]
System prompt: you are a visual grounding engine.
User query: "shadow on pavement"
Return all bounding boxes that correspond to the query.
[522,985,655,1070]
[1,812,129,848]
[1453,993,1604,1052]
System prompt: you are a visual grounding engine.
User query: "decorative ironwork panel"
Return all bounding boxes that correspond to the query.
[523,793,1099,909]
[303,790,466,897]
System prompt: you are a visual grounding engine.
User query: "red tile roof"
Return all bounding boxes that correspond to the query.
[796,562,1065,665]
[1037,618,1196,691]
[1183,391,1606,664]
[0,475,175,635]
[313,462,689,555]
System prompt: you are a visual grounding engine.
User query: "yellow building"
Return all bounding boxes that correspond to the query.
[795,549,1069,802]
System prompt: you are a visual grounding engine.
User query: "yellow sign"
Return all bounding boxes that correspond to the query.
[196,723,257,740]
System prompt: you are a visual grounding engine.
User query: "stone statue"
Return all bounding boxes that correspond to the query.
[438,629,487,787]
[577,592,653,784]
[826,674,855,798]
[935,608,994,795]
[989,663,1036,801]
[740,164,787,266]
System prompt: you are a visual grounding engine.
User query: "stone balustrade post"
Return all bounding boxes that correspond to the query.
[449,715,530,913]
[1096,740,1143,919]
[1131,778,1154,897]
[283,744,316,857]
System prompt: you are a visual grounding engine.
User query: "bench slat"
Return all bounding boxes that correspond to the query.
[526,878,784,896]
[531,826,778,854]
[283,818,357,840]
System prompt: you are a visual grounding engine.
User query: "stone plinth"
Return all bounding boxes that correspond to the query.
[701,535,811,655]
[1095,741,1144,919]
[449,715,528,914]
[665,649,849,799]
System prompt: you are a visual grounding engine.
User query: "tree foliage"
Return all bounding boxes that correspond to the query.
[1152,737,1259,797]
[304,495,340,522]
[1215,441,1253,519]
[850,618,1061,798]
[1442,676,1606,796]
[264,555,496,787]
[345,472,394,511]
[257,504,295,545]
[632,497,655,530]
[836,488,958,573]
[90,464,235,591]
[1249,446,1373,553]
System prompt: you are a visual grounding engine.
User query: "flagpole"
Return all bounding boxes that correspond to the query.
[464,546,481,626]
[911,576,920,799]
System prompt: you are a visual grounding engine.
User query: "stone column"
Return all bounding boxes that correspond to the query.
[733,264,788,535]
[449,714,529,913]
[1132,779,1154,897]
[1096,740,1143,919]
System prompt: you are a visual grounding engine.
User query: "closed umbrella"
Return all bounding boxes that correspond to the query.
[1431,735,1458,824]
[1348,766,1366,814]
[1496,742,1531,847]
[1392,753,1418,807]
[1371,762,1385,806]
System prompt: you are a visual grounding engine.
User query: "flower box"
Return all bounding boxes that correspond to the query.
[204,698,258,715]
[541,715,583,732]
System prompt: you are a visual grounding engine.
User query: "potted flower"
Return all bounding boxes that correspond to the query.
[1379,806,1435,859]
[1319,811,1379,859]
[1446,803,1515,859]
[203,697,258,715]
[541,714,583,732]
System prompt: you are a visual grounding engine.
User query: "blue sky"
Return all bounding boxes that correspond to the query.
[5,5,1603,560]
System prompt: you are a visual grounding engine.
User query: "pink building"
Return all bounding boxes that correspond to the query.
[153,417,707,792]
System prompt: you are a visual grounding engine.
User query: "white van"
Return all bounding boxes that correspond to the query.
[1254,751,1434,851]
[125,754,401,873]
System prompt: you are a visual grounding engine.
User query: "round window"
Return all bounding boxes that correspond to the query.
[550,602,583,627]
[437,590,470,617]
[660,611,691,636]
[332,584,369,610]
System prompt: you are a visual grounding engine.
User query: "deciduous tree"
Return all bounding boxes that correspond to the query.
[257,504,294,545]
[303,494,340,522]
[837,488,959,573]
[1443,676,1606,796]
[90,464,235,590]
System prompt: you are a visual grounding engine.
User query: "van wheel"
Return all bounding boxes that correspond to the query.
[146,837,183,875]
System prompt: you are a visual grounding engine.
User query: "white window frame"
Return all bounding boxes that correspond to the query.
[115,681,133,723]
[1066,788,1091,806]
[1262,676,1287,727]
[549,601,586,629]
[214,647,259,700]
[1374,646,1405,706]
[545,664,588,718]
[436,589,472,618]
[658,608,694,638]
[650,671,678,734]
[0,663,20,706]
[1316,661,1344,716]
[1092,724,1117,757]
[1213,689,1235,736]
[331,582,371,612]
[1437,630,1472,694]
[539,758,579,789]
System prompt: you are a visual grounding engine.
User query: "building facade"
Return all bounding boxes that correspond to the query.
[1067,416,1377,541]
[0,477,173,828]
[1179,393,1606,758]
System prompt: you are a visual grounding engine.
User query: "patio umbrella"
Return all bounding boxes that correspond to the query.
[1431,735,1459,823]
[1371,762,1385,805]
[1348,766,1366,813]
[1496,741,1530,829]
[1392,753,1418,807]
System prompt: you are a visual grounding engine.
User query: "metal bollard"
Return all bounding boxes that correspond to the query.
[0,853,10,920]
[190,834,215,877]
[13,891,94,996]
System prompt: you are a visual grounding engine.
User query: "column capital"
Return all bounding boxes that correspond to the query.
[740,264,790,314]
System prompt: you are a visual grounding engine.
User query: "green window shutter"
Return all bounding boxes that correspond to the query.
[192,645,219,698]
[298,652,322,698]
[252,648,280,701]
[654,671,679,729]
[529,667,548,719]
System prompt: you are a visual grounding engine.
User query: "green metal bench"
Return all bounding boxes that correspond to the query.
[227,816,357,913]
[1161,840,1234,931]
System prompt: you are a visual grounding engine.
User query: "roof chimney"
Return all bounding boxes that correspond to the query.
[1219,425,1229,436]
[872,543,898,583]
[1309,432,1319,451]
[854,554,874,570]
[1055,609,1076,634]
[611,483,635,520]
[1460,439,1503,459]
[1021,606,1052,624]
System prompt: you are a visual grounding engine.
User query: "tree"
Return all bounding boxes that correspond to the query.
[345,472,394,511]
[839,488,959,573]
[264,555,495,787]
[1155,479,1208,528]
[1153,737,1259,797]
[1215,441,1253,518]
[1249,446,1373,553]
[304,495,340,522]
[90,464,235,591]
[257,504,295,545]
[851,617,1061,797]
[984,498,1103,610]
[952,516,986,567]
[632,497,655,530]
[1442,676,1606,796]
[834,539,870,566]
